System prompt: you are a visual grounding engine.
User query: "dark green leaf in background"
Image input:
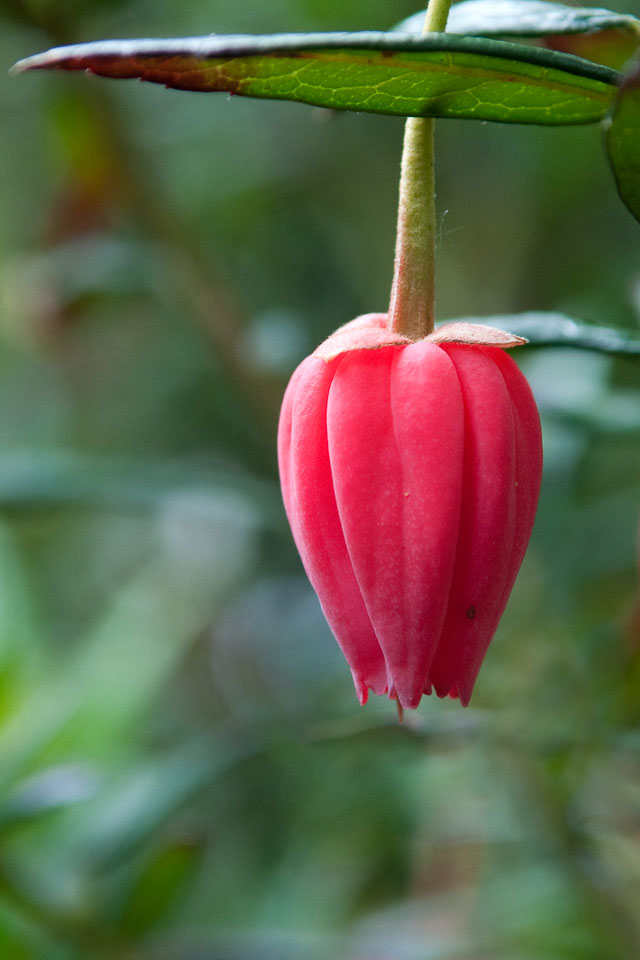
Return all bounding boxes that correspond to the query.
[607,61,640,225]
[12,32,619,125]
[116,839,200,937]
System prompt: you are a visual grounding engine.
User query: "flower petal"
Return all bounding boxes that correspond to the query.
[429,346,538,704]
[327,342,465,708]
[278,355,388,701]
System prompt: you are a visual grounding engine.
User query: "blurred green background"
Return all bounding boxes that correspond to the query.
[1,1,640,958]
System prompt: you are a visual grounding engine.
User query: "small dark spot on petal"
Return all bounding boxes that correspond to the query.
[466,605,476,620]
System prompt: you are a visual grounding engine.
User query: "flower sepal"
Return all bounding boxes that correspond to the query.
[314,314,527,362]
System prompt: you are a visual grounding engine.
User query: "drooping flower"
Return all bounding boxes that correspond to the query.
[278,314,543,709]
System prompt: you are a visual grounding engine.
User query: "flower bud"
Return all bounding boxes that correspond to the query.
[278,314,542,709]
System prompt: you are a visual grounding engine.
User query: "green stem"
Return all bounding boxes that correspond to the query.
[422,0,455,33]
[388,0,453,339]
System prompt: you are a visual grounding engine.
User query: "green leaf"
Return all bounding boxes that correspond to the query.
[607,62,640,225]
[12,33,619,125]
[450,312,640,356]
[397,2,640,39]
[68,735,257,870]
[116,839,200,936]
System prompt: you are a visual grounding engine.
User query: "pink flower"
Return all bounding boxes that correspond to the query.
[278,315,542,709]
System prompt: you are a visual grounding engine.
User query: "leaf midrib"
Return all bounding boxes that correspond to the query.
[281,49,616,99]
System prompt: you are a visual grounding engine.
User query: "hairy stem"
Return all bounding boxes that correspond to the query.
[388,0,453,339]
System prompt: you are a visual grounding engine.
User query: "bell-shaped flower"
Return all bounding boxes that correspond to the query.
[278,314,542,709]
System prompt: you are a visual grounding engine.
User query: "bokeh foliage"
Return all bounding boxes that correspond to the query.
[2,0,640,958]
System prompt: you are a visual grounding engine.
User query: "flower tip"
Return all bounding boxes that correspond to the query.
[353,676,369,705]
[448,685,472,708]
[393,687,422,711]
